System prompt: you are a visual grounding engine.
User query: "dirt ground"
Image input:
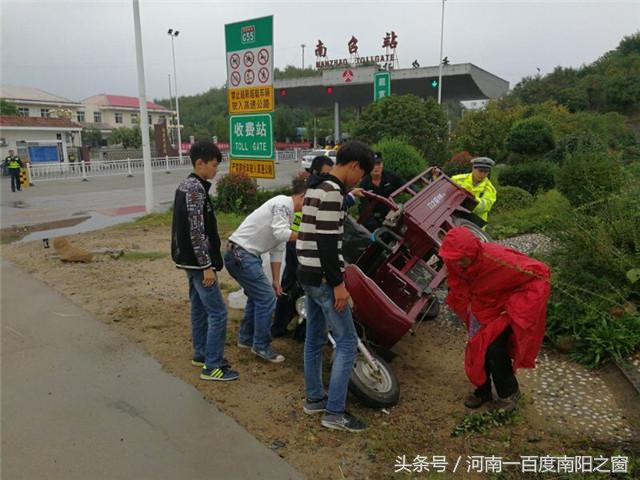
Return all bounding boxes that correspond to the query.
[3,221,639,479]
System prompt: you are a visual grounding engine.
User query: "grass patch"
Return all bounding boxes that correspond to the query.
[122,251,168,261]
[117,208,244,238]
[451,409,519,438]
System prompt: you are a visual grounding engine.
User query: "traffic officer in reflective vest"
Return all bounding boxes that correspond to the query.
[451,157,497,223]
[4,149,24,192]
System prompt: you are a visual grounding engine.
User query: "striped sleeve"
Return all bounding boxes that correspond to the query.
[315,185,343,235]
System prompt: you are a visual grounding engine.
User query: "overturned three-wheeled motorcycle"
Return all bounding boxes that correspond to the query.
[294,167,491,408]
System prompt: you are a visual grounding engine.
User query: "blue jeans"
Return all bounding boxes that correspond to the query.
[9,169,21,191]
[224,247,276,351]
[302,282,358,414]
[186,269,228,369]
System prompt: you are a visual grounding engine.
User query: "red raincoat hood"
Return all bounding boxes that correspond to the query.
[439,227,482,262]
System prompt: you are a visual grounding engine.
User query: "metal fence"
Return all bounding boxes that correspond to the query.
[26,150,314,183]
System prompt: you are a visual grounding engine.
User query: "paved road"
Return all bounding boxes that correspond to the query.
[1,260,304,480]
[0,160,302,230]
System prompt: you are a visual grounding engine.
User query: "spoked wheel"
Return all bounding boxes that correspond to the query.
[452,216,492,242]
[349,351,400,408]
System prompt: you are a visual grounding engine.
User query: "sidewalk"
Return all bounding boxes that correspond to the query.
[1,260,303,480]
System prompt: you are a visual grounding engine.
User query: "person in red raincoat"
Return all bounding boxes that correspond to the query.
[439,227,551,410]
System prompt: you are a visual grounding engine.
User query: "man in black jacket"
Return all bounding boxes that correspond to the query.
[357,154,404,231]
[171,141,238,382]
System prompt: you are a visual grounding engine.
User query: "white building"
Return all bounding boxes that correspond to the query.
[0,116,83,163]
[80,94,173,135]
[1,85,84,120]
[1,86,175,141]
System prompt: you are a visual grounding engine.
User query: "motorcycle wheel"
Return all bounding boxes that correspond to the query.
[349,351,400,408]
[452,216,492,242]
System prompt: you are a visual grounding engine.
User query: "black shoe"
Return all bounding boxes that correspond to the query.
[464,392,493,409]
[321,412,368,432]
[493,390,522,412]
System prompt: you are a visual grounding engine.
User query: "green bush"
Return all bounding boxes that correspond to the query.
[546,179,640,367]
[556,151,622,207]
[214,172,258,213]
[498,161,557,194]
[372,137,428,180]
[544,132,607,164]
[491,186,533,215]
[487,189,570,239]
[255,186,291,206]
[505,116,555,156]
[442,151,472,176]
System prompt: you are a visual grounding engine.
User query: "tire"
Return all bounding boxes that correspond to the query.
[348,350,400,408]
[452,216,492,242]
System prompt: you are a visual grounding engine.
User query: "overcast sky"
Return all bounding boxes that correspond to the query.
[1,0,638,102]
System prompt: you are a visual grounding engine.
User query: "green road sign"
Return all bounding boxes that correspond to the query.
[225,16,273,53]
[230,113,274,159]
[374,71,391,101]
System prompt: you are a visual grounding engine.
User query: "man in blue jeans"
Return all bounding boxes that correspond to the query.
[224,177,307,363]
[296,141,375,432]
[171,141,238,382]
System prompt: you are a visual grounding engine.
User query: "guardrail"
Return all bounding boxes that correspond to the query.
[27,149,313,183]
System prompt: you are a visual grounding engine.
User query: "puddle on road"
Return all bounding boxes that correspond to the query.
[20,211,145,243]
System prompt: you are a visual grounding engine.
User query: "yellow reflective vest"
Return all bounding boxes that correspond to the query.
[451,173,497,222]
[291,211,302,232]
[5,156,22,170]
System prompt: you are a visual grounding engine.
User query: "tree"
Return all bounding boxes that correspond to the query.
[274,106,297,141]
[110,127,141,148]
[274,65,321,80]
[451,102,520,162]
[505,116,555,156]
[82,126,103,147]
[352,95,449,165]
[0,99,18,115]
[212,116,229,142]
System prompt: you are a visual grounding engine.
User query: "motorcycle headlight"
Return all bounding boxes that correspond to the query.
[295,296,307,318]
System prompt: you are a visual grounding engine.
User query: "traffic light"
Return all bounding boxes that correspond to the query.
[326,86,334,94]
[431,80,438,88]
[279,89,287,96]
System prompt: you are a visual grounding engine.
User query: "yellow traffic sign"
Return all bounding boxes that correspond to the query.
[228,86,274,114]
[230,159,275,179]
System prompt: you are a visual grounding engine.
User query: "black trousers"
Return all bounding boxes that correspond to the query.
[271,242,299,337]
[9,169,21,191]
[475,326,519,398]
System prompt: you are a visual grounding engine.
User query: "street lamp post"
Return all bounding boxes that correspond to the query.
[133,0,154,213]
[437,0,446,105]
[301,44,306,70]
[167,73,174,145]
[167,28,183,163]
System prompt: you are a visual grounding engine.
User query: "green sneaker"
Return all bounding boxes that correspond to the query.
[200,365,239,382]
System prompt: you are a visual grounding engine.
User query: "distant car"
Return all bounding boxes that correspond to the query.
[300,149,337,171]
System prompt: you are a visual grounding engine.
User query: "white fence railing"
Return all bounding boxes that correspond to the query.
[27,149,314,183]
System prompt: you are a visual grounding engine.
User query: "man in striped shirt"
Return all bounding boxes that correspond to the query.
[296,140,375,432]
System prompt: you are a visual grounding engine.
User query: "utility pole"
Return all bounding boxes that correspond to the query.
[437,0,446,104]
[133,0,153,213]
[168,29,183,163]
[301,44,306,70]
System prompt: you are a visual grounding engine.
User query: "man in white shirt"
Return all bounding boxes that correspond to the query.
[224,178,307,363]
